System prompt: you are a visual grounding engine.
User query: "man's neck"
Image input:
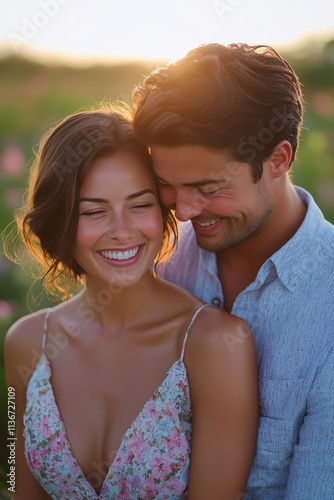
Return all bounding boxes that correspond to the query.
[216,185,307,312]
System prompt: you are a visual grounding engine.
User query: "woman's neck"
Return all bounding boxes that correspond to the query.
[79,271,160,332]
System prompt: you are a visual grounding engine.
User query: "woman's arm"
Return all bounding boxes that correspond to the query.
[5,314,51,499]
[186,309,259,500]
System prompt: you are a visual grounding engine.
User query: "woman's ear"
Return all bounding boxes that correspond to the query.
[268,140,293,179]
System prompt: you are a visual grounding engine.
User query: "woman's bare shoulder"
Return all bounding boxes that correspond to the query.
[6,308,50,349]
[5,296,77,348]
[185,305,256,365]
[5,308,51,389]
[185,305,258,421]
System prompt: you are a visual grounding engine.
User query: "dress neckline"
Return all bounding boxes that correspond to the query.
[36,353,187,497]
[29,303,207,496]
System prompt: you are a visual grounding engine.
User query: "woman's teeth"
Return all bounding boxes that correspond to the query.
[101,247,139,260]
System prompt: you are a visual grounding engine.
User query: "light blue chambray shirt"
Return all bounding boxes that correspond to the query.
[158,187,334,499]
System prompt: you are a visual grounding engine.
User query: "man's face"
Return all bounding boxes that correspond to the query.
[151,145,274,253]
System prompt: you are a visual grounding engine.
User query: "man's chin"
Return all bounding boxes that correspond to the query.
[194,233,221,253]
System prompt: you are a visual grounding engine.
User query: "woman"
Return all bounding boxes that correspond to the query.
[5,105,258,499]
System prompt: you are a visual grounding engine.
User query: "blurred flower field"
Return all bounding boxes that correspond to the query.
[0,43,334,491]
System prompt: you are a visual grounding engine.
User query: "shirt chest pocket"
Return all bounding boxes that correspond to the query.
[259,376,306,420]
[254,377,306,470]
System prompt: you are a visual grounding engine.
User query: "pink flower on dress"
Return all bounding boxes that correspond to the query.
[41,415,52,438]
[63,449,77,467]
[125,451,134,464]
[57,475,72,490]
[165,474,187,493]
[50,431,66,453]
[113,453,123,468]
[125,432,149,462]
[40,447,48,457]
[118,478,130,499]
[163,426,180,451]
[142,476,158,499]
[164,401,178,421]
[149,455,171,479]
[178,380,186,390]
[143,400,159,421]
[29,449,43,471]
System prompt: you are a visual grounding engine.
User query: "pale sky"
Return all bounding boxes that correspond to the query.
[1,0,334,64]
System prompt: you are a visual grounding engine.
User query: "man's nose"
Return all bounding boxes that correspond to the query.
[174,190,207,222]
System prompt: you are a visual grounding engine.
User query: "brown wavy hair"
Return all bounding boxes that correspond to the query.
[10,104,177,298]
[132,43,304,181]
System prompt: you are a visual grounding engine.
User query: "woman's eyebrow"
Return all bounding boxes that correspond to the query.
[79,189,155,203]
[127,189,155,200]
[79,197,108,203]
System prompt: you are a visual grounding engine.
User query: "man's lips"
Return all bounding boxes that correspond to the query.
[195,218,221,227]
[192,218,222,234]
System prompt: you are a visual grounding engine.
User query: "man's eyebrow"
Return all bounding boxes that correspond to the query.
[156,176,225,187]
[79,189,155,203]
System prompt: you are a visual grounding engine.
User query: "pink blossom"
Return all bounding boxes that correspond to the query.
[41,415,52,438]
[57,475,72,490]
[0,145,25,177]
[163,427,180,451]
[313,92,334,117]
[28,449,43,471]
[0,300,14,320]
[178,380,186,390]
[142,476,158,499]
[143,400,159,421]
[50,431,66,453]
[125,433,148,462]
[63,449,76,467]
[165,474,187,493]
[118,478,130,499]
[149,456,171,479]
[163,402,178,420]
[125,451,134,464]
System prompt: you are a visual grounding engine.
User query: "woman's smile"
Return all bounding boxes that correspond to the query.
[98,245,143,267]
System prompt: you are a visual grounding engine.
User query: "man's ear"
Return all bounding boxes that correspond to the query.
[268,140,293,179]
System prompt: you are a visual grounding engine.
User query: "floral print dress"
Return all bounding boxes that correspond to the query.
[24,305,207,499]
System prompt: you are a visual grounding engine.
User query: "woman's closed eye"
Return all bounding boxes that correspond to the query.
[80,209,106,217]
[130,202,155,211]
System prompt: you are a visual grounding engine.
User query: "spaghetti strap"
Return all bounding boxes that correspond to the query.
[41,310,51,354]
[180,304,208,362]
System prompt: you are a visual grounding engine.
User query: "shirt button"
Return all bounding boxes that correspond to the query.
[212,297,221,307]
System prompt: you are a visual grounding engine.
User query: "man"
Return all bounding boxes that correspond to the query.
[132,43,334,498]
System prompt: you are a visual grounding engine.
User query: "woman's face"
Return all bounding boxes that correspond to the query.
[74,153,163,290]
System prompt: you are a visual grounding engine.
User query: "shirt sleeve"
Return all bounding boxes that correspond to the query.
[284,342,334,499]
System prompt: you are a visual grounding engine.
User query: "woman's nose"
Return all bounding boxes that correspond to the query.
[106,215,132,242]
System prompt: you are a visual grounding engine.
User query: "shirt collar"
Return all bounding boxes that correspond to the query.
[264,187,327,291]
